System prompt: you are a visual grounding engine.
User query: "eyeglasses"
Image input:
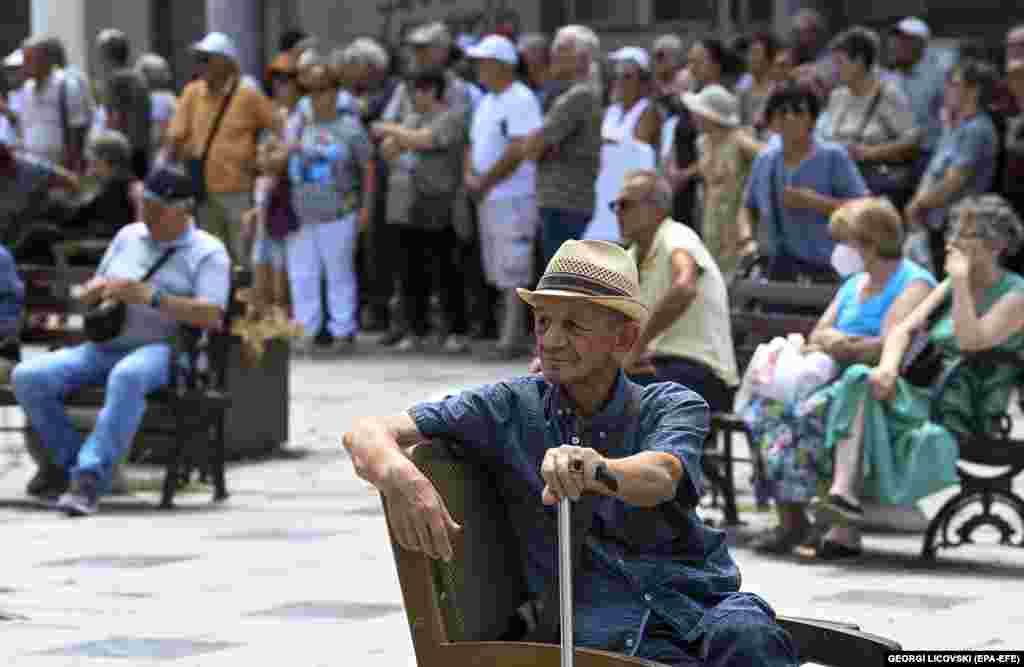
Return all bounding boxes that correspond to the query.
[609,197,650,214]
[195,54,211,65]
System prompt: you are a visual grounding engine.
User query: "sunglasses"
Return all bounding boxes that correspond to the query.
[609,197,649,214]
[195,54,211,65]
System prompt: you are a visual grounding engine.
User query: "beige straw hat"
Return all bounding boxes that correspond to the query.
[517,240,649,322]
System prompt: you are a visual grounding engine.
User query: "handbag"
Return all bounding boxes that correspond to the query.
[266,177,299,240]
[900,297,951,388]
[835,85,914,204]
[83,247,177,343]
[186,78,239,204]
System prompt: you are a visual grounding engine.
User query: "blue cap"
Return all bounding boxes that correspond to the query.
[142,166,197,206]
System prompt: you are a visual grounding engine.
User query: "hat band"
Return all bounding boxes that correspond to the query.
[536,272,632,298]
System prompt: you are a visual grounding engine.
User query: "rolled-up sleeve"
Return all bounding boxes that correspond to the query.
[639,383,710,507]
[408,381,517,457]
[194,247,231,309]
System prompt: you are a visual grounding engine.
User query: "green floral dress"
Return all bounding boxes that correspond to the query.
[812,272,1024,505]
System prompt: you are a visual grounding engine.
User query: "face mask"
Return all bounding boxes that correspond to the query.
[830,243,864,277]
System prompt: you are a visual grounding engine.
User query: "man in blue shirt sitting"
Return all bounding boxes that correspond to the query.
[12,166,231,517]
[344,239,798,665]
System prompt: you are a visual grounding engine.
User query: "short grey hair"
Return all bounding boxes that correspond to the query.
[554,25,600,60]
[949,194,1024,256]
[344,37,390,70]
[794,8,826,30]
[135,52,173,90]
[518,33,549,53]
[652,34,685,64]
[86,129,133,175]
[297,48,327,70]
[626,169,673,212]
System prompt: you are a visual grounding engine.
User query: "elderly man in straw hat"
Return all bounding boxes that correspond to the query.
[344,239,798,666]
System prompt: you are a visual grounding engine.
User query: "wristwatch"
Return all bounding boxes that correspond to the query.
[150,287,165,310]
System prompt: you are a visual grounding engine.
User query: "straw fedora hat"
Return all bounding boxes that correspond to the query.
[517,240,649,322]
[681,84,740,128]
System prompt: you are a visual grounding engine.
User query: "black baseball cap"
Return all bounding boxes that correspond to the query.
[142,166,197,206]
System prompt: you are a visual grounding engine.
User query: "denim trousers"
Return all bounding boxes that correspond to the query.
[539,207,592,269]
[286,213,359,340]
[12,342,172,491]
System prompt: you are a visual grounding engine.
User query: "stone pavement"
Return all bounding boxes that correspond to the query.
[0,339,1022,665]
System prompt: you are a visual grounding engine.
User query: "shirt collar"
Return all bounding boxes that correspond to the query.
[203,75,238,98]
[544,369,631,422]
[142,220,196,250]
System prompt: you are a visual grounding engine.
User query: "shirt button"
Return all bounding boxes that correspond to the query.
[571,437,580,445]
[625,638,634,647]
[599,432,607,439]
[643,593,653,602]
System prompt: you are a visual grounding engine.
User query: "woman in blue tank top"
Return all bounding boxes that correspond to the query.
[745,197,935,555]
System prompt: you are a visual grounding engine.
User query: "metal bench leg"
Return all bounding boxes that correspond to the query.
[212,414,229,502]
[160,407,188,509]
[721,428,741,526]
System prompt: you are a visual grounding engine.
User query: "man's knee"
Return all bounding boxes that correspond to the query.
[107,353,167,397]
[11,359,57,400]
[704,604,798,667]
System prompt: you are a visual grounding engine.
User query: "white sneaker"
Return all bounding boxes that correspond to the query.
[395,335,422,352]
[443,334,469,354]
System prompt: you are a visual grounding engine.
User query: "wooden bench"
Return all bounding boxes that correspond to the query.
[703,278,837,525]
[0,264,244,508]
[383,439,902,666]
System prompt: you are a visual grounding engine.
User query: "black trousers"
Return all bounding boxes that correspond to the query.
[365,162,400,326]
[395,225,467,338]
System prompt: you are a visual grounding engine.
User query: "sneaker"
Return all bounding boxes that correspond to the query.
[394,335,423,352]
[56,473,100,517]
[443,334,470,354]
[378,329,407,347]
[26,465,70,503]
[290,337,316,357]
[330,335,356,355]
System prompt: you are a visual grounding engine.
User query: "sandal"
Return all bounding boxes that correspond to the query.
[795,538,863,561]
[812,494,864,525]
[749,524,812,555]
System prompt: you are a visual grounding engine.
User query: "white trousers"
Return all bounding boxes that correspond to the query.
[286,214,359,339]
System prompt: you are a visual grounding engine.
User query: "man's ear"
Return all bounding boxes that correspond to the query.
[616,320,641,354]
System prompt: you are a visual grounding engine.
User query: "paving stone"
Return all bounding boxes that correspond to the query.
[40,555,198,569]
[247,601,403,621]
[35,637,241,660]
[811,589,975,610]
[209,528,349,543]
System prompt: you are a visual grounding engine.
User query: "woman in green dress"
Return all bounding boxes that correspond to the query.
[805,193,1024,559]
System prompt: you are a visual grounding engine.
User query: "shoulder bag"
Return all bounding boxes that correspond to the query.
[84,247,177,343]
[186,78,239,204]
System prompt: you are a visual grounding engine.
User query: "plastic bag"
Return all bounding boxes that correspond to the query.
[734,334,840,412]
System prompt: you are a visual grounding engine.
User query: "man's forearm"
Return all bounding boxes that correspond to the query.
[916,168,969,210]
[481,145,525,192]
[343,415,423,492]
[636,286,697,351]
[157,294,223,330]
[604,451,684,507]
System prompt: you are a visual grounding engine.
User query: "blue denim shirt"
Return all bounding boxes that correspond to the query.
[0,245,23,339]
[410,372,746,654]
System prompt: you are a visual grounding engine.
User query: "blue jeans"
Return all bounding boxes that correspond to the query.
[12,342,172,492]
[539,207,592,268]
[637,594,798,666]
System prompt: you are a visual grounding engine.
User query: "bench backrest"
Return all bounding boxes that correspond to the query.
[728,279,837,372]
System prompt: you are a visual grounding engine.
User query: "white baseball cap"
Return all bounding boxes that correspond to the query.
[466,35,518,66]
[894,17,931,40]
[3,49,23,68]
[609,47,651,72]
[191,32,239,62]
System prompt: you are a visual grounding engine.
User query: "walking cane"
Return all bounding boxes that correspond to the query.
[561,461,619,667]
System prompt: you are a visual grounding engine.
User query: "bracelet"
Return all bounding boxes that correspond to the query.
[150,287,165,310]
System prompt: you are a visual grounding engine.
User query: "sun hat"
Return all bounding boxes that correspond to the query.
[406,22,452,48]
[517,240,649,322]
[466,35,519,65]
[681,84,740,127]
[191,32,239,62]
[609,47,651,72]
[894,17,931,40]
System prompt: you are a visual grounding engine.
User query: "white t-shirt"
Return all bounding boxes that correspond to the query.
[469,81,542,202]
[18,69,93,163]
